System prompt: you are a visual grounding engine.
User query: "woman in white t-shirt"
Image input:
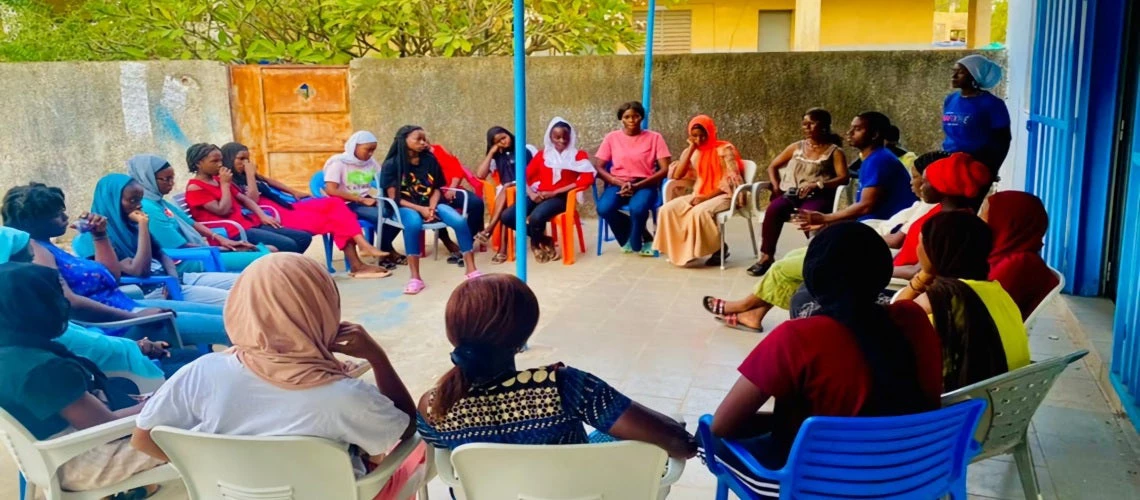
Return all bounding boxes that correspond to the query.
[130,253,424,495]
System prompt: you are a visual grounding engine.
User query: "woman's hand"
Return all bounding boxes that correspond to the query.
[798,184,819,199]
[218,167,234,184]
[217,236,255,251]
[73,212,109,236]
[259,214,282,228]
[689,195,707,206]
[127,210,149,225]
[136,338,170,359]
[443,189,457,201]
[618,182,634,197]
[360,196,377,207]
[792,210,826,230]
[331,322,385,360]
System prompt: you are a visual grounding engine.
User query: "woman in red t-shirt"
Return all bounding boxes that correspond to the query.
[500,117,595,262]
[710,222,941,484]
[182,144,314,255]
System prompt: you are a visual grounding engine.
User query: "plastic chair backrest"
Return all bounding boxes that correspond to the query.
[150,426,360,500]
[941,350,1087,461]
[171,193,191,216]
[1024,266,1066,329]
[309,171,326,197]
[0,409,52,487]
[832,184,849,213]
[778,399,985,498]
[741,160,758,184]
[450,440,668,500]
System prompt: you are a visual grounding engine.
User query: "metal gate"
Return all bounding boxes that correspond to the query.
[1111,67,1140,422]
[1024,0,1086,292]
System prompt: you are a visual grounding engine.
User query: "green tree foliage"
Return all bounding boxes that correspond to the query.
[0,0,645,63]
[991,0,1007,44]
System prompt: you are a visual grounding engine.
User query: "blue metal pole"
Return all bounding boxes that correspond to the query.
[513,0,528,281]
[641,0,656,129]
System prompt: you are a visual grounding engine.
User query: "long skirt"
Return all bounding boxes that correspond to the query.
[653,194,731,266]
[752,248,807,309]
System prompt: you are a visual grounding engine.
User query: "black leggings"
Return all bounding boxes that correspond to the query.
[246,226,314,253]
[500,194,568,241]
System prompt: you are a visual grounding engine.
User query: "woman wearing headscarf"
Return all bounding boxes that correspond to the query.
[184,143,314,254]
[654,115,744,266]
[221,142,390,278]
[131,254,425,498]
[0,226,193,390]
[982,191,1059,319]
[379,125,482,295]
[943,54,1011,178]
[3,182,231,348]
[418,274,697,459]
[323,131,405,267]
[707,222,941,494]
[474,126,536,264]
[126,154,271,272]
[499,117,595,263]
[896,211,1027,391]
[73,173,237,306]
[0,262,165,494]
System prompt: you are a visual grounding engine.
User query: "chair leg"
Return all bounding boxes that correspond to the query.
[323,235,335,273]
[418,483,430,499]
[715,481,729,500]
[432,232,439,261]
[719,223,727,270]
[575,215,586,253]
[596,220,605,256]
[19,472,25,500]
[1013,439,1042,500]
[746,218,758,257]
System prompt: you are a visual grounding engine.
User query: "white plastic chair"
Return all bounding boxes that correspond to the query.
[1,410,179,500]
[660,160,761,269]
[1024,266,1065,330]
[941,350,1089,500]
[376,188,468,260]
[435,440,685,500]
[150,426,431,500]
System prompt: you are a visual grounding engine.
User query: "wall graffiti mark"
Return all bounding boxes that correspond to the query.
[118,62,152,139]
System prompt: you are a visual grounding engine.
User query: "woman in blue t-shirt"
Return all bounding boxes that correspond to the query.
[942,54,1011,179]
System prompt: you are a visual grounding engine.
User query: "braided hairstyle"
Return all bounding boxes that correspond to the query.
[2,183,67,232]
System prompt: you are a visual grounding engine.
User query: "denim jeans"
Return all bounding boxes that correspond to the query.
[399,204,472,256]
[499,194,567,240]
[133,299,229,347]
[596,184,658,251]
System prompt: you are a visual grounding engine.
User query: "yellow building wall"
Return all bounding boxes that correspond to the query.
[670,0,797,53]
[819,0,935,49]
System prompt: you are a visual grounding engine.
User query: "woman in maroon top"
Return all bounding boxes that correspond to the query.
[709,222,942,492]
[982,191,1059,320]
[182,144,313,254]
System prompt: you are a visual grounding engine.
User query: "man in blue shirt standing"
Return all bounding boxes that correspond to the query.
[795,112,917,227]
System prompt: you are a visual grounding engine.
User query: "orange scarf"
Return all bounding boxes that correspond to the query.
[690,115,743,197]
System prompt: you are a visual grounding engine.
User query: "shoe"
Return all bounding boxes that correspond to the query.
[745,260,772,277]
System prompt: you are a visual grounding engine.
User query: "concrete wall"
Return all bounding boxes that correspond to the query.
[351,50,996,213]
[0,61,233,218]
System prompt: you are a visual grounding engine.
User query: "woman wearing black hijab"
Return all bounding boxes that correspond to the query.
[0,263,163,492]
[379,126,482,295]
[708,222,942,493]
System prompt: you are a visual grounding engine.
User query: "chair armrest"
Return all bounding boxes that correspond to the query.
[721,182,756,220]
[356,434,424,499]
[35,415,138,467]
[201,221,248,242]
[165,247,224,272]
[377,197,402,228]
[120,275,184,300]
[259,205,281,221]
[75,312,184,349]
[431,446,462,489]
[660,455,686,488]
[441,188,469,217]
[566,187,582,215]
[750,181,773,211]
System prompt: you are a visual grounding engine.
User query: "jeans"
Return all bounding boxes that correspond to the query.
[246,226,313,254]
[399,204,472,256]
[500,194,567,240]
[350,202,400,252]
[446,192,485,236]
[761,192,832,256]
[596,184,658,251]
[133,299,229,347]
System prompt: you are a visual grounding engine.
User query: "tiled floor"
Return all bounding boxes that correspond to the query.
[3,219,1138,499]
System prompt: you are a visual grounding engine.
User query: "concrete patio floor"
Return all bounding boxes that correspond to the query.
[2,218,1138,499]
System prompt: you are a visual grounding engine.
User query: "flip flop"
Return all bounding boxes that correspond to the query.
[474,231,491,245]
[446,252,462,264]
[703,296,728,315]
[491,253,508,264]
[716,314,763,333]
[465,270,484,280]
[639,247,656,257]
[403,278,426,295]
[745,260,772,277]
[348,267,392,279]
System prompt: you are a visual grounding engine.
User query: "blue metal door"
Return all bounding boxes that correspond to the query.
[1111,65,1140,423]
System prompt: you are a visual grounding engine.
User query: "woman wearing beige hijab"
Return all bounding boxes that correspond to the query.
[131,253,425,495]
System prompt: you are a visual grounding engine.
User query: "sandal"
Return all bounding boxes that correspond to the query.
[703,296,728,315]
[705,247,729,266]
[639,247,656,257]
[465,270,484,280]
[533,246,551,263]
[621,241,634,254]
[745,259,772,277]
[491,252,508,264]
[716,314,764,333]
[347,269,392,279]
[446,252,462,264]
[403,278,426,295]
[474,231,491,245]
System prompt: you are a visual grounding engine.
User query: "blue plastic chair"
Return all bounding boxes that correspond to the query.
[590,162,660,256]
[309,171,376,273]
[165,247,225,272]
[697,399,987,500]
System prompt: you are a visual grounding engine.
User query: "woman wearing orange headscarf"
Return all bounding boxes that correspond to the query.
[130,253,426,498]
[653,115,744,266]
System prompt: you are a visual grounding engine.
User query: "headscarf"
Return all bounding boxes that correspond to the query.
[0,226,31,264]
[921,211,1008,390]
[541,117,595,184]
[186,143,219,173]
[126,154,208,246]
[688,115,744,197]
[225,253,347,390]
[327,131,379,168]
[0,263,108,393]
[803,222,929,416]
[985,191,1057,319]
[925,152,992,198]
[958,54,1003,90]
[86,173,163,261]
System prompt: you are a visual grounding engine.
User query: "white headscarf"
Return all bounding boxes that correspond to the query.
[326,130,379,168]
[957,54,1003,90]
[542,117,594,184]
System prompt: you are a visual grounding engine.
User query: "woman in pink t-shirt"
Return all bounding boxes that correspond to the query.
[593,101,672,255]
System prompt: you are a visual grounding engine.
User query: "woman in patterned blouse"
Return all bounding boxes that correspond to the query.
[416,274,697,458]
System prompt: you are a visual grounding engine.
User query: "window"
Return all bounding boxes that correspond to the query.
[757,10,793,52]
[634,10,692,54]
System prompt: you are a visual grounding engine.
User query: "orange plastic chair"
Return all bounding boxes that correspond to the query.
[502,187,585,266]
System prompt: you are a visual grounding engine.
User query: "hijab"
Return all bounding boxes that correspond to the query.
[925,153,992,199]
[225,253,348,390]
[688,115,744,197]
[958,54,1003,90]
[985,191,1057,319]
[803,222,929,415]
[127,154,208,247]
[0,262,108,392]
[0,226,31,264]
[541,117,594,184]
[85,173,164,261]
[324,131,380,169]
